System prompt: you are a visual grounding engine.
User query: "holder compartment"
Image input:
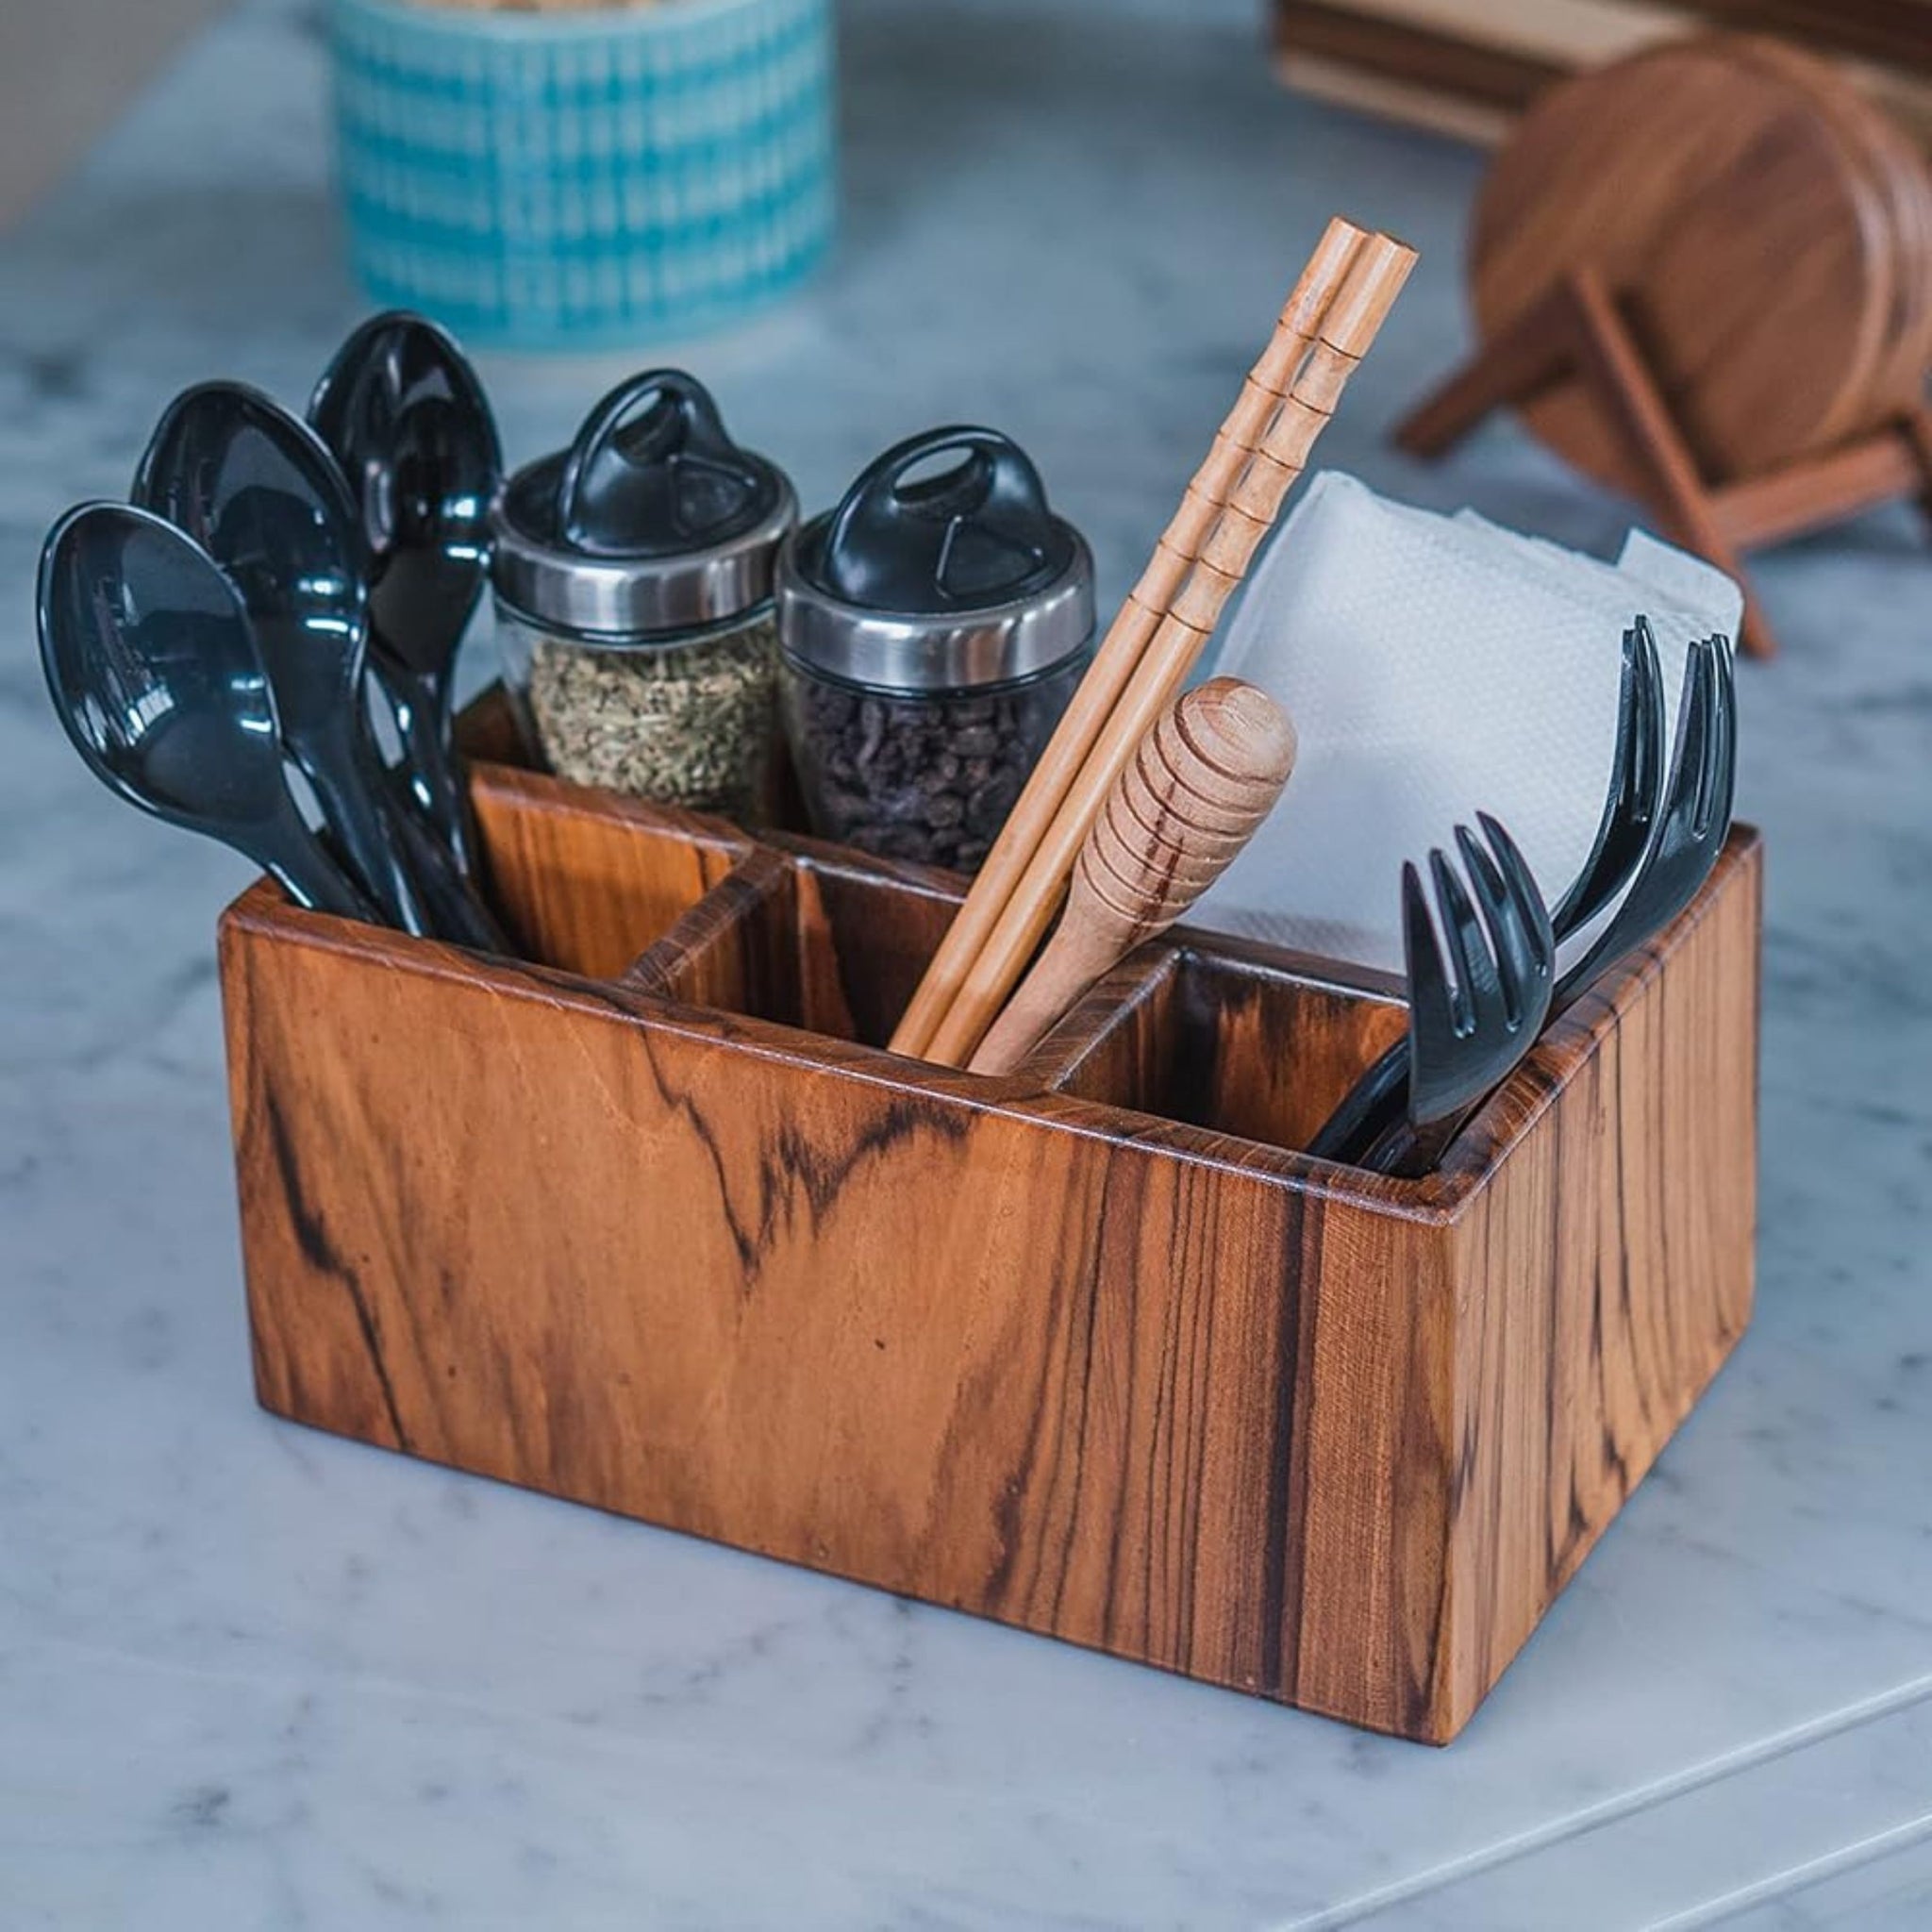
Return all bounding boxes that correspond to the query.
[1041,937,1410,1156]
[623,840,967,1052]
[472,762,749,978]
[217,741,1761,1743]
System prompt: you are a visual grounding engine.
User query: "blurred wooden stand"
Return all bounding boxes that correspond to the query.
[1394,34,1932,660]
[1397,267,1932,659]
[1272,0,1932,152]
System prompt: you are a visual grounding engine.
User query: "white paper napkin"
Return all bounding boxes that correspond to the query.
[1193,472,1740,974]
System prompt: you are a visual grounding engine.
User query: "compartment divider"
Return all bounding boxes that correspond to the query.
[1010,945,1181,1098]
[617,840,982,1055]
[622,850,801,1024]
[470,761,752,979]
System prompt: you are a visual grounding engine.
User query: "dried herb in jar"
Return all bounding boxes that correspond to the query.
[525,616,776,816]
[492,369,796,818]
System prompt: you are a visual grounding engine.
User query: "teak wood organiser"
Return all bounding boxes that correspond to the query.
[217,708,1762,1744]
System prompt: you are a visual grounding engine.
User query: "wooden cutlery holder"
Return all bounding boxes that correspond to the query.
[216,724,1761,1742]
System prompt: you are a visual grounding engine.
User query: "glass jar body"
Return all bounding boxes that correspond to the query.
[499,602,778,820]
[777,650,1088,874]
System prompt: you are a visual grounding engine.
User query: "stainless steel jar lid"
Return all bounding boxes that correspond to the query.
[491,370,796,642]
[776,426,1094,694]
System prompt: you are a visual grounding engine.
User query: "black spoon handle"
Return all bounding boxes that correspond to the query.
[254,796,384,923]
[301,725,439,939]
[342,708,508,950]
[375,655,474,876]
[386,776,510,953]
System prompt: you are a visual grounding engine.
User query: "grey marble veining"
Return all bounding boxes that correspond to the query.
[2,2,1930,1926]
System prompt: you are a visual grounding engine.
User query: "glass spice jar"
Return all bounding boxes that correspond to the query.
[492,370,796,820]
[775,427,1094,873]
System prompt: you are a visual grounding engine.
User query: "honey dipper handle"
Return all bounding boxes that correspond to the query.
[969,679,1296,1076]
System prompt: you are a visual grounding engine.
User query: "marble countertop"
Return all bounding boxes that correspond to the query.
[5,1,1931,1924]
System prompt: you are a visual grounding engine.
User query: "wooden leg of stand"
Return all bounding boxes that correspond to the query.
[1393,283,1579,458]
[1395,270,1793,655]
[1564,269,1776,659]
[1711,431,1924,550]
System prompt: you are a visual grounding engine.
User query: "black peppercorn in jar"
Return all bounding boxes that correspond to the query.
[492,371,796,820]
[775,428,1094,874]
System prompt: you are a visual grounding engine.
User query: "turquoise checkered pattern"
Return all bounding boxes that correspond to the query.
[330,0,836,349]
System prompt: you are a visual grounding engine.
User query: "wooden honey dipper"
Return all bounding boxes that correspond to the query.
[968,679,1296,1076]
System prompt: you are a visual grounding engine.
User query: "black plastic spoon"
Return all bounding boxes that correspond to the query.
[133,381,505,951]
[38,503,375,921]
[309,313,502,873]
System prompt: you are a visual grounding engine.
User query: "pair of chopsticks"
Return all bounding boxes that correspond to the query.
[890,216,1418,1067]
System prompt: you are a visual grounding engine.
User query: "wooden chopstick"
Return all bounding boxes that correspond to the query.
[888,215,1373,1060]
[918,229,1418,1070]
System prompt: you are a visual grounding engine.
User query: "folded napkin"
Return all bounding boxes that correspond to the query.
[1194,472,1740,975]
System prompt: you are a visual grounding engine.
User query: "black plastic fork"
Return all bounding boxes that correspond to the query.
[1361,815,1556,1179]
[1550,628,1736,1015]
[1351,628,1736,1178]
[1307,618,1668,1167]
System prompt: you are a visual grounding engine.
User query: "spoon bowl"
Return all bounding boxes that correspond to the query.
[38,502,371,919]
[135,381,372,742]
[309,310,502,679]
[309,313,503,870]
[131,380,485,939]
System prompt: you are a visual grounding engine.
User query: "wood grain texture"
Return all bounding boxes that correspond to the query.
[1059,941,1409,1156]
[623,850,802,1024]
[1710,423,1927,545]
[1431,828,1762,1717]
[217,771,1761,1743]
[470,761,749,978]
[625,841,970,1053]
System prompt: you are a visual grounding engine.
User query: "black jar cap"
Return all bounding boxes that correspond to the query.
[780,427,1093,693]
[492,370,796,641]
[818,426,1074,612]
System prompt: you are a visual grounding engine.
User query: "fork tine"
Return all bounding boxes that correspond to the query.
[1309,624,1657,1170]
[1668,635,1716,827]
[1429,841,1496,1035]
[1476,812,1555,973]
[1716,637,1739,823]
[1455,823,1529,1030]
[1388,813,1558,1163]
[1470,812,1556,1009]
[1700,635,1738,839]
[1549,616,1666,937]
[1402,860,1459,1047]
[1553,629,1735,1009]
[1689,639,1719,832]
[1550,626,1638,934]
[1629,616,1666,834]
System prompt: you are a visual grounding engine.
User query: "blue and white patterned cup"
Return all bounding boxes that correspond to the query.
[329,0,836,350]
